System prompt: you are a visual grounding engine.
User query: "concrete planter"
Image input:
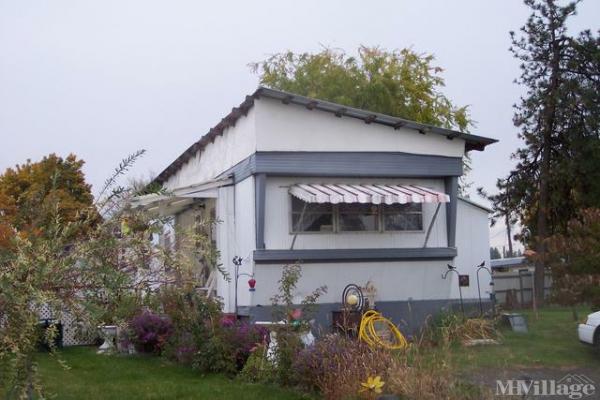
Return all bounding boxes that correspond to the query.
[97,325,117,354]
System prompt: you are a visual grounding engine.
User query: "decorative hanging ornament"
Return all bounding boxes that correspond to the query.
[342,284,365,312]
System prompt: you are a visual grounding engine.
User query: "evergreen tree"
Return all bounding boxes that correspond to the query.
[493,0,599,304]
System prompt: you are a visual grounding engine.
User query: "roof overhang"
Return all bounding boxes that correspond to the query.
[153,87,498,186]
[132,178,232,215]
[457,196,493,213]
[290,183,449,205]
[257,87,498,152]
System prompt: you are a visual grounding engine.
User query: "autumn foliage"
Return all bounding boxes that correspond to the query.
[545,208,600,310]
[0,154,97,250]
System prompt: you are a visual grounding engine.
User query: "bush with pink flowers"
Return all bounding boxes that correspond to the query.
[129,310,173,354]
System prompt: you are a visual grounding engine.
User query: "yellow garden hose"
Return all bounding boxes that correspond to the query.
[358,310,408,350]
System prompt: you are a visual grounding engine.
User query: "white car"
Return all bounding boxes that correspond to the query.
[578,311,600,349]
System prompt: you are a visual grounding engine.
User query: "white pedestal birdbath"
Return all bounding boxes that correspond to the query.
[97,325,118,354]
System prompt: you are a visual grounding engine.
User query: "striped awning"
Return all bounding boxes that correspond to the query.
[289,183,450,204]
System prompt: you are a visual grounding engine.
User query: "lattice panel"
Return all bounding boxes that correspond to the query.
[37,304,95,347]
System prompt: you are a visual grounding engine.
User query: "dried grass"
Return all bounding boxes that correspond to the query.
[386,344,493,400]
[433,314,501,346]
[292,331,494,400]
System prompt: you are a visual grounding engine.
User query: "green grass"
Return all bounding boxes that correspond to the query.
[35,347,309,400]
[449,307,600,370]
[19,308,600,399]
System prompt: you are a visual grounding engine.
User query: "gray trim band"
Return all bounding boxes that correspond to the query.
[224,151,463,183]
[444,176,458,248]
[153,86,496,185]
[246,298,492,334]
[253,247,457,264]
[255,174,266,249]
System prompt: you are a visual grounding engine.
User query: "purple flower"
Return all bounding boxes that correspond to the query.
[129,310,173,354]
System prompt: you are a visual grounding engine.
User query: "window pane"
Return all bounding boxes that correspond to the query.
[384,213,423,231]
[405,214,423,230]
[291,196,333,232]
[383,203,423,231]
[340,203,379,213]
[339,203,379,231]
[383,203,422,213]
[291,196,332,213]
[292,213,333,232]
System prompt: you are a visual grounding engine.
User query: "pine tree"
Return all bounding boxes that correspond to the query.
[498,0,600,304]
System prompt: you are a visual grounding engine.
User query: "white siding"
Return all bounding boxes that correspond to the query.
[452,199,492,299]
[264,176,448,250]
[227,177,256,311]
[216,186,235,312]
[157,94,488,309]
[163,108,257,190]
[252,260,453,305]
[254,98,466,158]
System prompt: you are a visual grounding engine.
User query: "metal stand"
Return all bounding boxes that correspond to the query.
[233,256,254,316]
[442,265,464,318]
[476,261,494,316]
[334,284,365,336]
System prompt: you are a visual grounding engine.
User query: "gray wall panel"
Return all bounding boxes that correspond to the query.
[246,299,492,336]
[223,151,463,182]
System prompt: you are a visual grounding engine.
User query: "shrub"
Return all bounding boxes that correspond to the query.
[291,333,491,400]
[237,343,277,383]
[194,319,269,375]
[269,264,326,385]
[129,310,173,354]
[158,288,222,365]
[582,285,600,311]
[292,334,394,399]
[270,326,304,385]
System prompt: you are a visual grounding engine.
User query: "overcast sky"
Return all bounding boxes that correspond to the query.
[1,0,598,250]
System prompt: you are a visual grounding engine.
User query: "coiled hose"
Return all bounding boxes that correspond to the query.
[358,310,408,350]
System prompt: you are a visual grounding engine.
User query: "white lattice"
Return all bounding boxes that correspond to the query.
[37,304,95,346]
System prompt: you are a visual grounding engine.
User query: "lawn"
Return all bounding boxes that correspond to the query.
[449,306,600,370]
[34,347,309,400]
[23,307,600,399]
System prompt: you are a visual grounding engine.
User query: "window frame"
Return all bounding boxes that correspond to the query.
[289,195,426,234]
[289,196,336,234]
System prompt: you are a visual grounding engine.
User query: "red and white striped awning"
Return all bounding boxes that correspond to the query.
[289,183,450,204]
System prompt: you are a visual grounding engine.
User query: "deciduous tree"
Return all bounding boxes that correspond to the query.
[545,208,600,313]
[0,152,216,398]
[0,154,97,254]
[251,46,475,192]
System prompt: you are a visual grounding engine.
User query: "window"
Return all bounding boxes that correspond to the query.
[383,203,423,231]
[290,196,424,233]
[291,196,334,232]
[339,203,379,232]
